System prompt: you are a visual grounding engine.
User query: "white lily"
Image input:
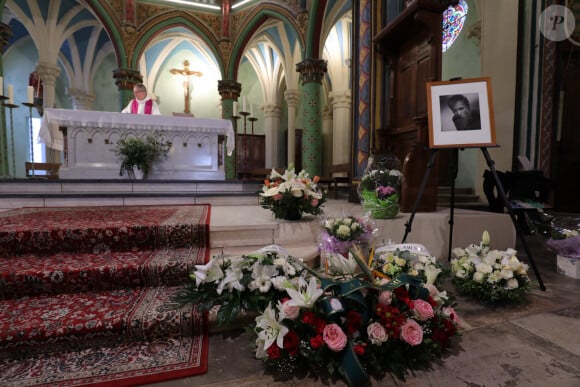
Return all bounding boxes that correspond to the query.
[191,258,225,287]
[424,264,442,285]
[285,276,323,308]
[255,303,288,351]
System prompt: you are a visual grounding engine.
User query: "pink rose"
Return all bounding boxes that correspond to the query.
[274,193,283,201]
[311,198,319,206]
[413,299,434,321]
[400,319,423,346]
[323,323,348,352]
[281,300,300,320]
[424,284,439,298]
[378,290,392,306]
[367,322,388,345]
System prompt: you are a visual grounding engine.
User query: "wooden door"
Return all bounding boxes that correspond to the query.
[553,49,580,211]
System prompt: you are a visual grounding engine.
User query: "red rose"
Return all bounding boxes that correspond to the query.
[283,331,300,356]
[267,344,281,359]
[346,310,363,335]
[302,311,316,325]
[314,316,326,334]
[354,344,365,356]
[310,334,324,349]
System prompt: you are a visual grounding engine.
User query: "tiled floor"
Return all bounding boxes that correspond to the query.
[148,206,580,387]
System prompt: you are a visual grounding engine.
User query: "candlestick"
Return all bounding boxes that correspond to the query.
[7,84,13,105]
[23,102,36,176]
[27,86,34,104]
[3,101,19,177]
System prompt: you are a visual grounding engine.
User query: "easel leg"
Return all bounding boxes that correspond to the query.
[402,149,438,243]
[480,147,546,291]
[448,148,459,261]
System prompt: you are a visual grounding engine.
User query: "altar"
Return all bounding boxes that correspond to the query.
[39,108,235,180]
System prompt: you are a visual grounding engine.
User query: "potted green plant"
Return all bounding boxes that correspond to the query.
[112,132,171,179]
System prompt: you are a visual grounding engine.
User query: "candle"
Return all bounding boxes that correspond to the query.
[0,76,3,97]
[7,84,13,104]
[242,96,247,113]
[233,101,238,116]
[27,86,34,104]
[250,103,254,117]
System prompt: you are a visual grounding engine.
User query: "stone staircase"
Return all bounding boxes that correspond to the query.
[437,186,487,210]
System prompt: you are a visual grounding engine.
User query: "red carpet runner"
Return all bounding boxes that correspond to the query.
[0,205,211,386]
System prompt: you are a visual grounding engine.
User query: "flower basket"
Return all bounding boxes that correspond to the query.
[253,247,461,386]
[360,189,400,219]
[259,166,326,220]
[451,231,531,304]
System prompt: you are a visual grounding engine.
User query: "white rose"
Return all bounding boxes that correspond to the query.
[473,271,486,283]
[505,278,519,289]
[476,263,493,274]
[500,268,514,280]
[455,269,468,279]
[336,225,351,239]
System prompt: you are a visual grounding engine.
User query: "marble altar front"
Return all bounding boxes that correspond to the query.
[39,109,235,180]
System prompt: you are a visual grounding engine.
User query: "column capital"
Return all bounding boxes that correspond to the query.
[35,62,61,86]
[0,22,13,51]
[329,90,352,108]
[218,80,242,100]
[262,103,281,118]
[67,88,95,110]
[296,58,327,84]
[113,68,142,91]
[284,89,300,107]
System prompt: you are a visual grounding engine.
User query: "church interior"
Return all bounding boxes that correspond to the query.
[0,1,579,386]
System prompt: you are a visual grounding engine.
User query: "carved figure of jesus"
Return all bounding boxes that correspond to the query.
[169,60,203,114]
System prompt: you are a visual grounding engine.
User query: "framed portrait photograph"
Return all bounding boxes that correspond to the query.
[426,77,497,149]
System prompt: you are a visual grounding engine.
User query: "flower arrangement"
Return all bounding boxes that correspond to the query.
[319,216,376,255]
[259,165,327,220]
[546,216,580,258]
[112,132,171,179]
[174,245,309,326]
[451,231,531,304]
[358,157,403,219]
[253,247,460,386]
[369,243,446,289]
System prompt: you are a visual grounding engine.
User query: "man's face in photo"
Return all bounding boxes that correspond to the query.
[450,100,470,130]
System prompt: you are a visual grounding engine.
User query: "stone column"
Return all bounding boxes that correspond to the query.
[329,90,351,165]
[321,104,333,176]
[218,80,241,179]
[296,58,327,177]
[35,62,61,162]
[67,88,95,110]
[113,68,142,110]
[262,104,281,168]
[284,89,299,167]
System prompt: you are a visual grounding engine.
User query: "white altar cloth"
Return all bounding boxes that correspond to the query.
[39,108,235,154]
[38,109,235,180]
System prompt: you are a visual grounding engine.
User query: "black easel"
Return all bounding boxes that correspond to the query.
[401,146,546,291]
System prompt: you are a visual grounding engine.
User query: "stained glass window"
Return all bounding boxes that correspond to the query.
[442,0,469,52]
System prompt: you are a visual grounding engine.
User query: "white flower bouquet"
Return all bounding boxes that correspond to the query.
[175,245,309,325]
[451,231,531,303]
[319,216,376,255]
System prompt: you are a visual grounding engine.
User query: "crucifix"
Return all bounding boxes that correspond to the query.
[169,60,203,114]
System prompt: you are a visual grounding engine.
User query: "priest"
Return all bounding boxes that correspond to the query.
[121,83,161,115]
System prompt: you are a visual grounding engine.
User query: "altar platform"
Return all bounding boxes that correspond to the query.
[0,178,516,262]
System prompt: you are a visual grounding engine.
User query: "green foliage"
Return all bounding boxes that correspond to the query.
[112,132,171,179]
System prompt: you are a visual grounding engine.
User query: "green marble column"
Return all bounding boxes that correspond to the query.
[296,58,327,177]
[218,80,241,180]
[0,22,12,177]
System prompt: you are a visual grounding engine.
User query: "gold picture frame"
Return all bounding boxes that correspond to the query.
[426,77,497,149]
